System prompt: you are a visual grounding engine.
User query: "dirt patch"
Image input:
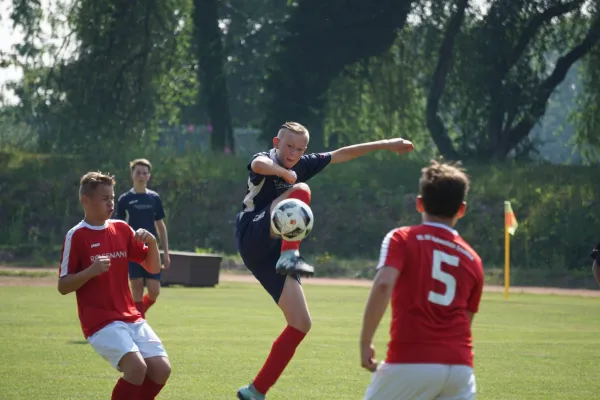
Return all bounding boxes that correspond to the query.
[481,284,600,297]
[1,266,599,297]
[0,266,56,286]
[0,276,55,286]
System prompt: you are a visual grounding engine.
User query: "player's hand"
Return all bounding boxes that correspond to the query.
[162,253,170,270]
[384,138,414,155]
[281,169,297,185]
[90,256,111,277]
[360,342,378,372]
[134,228,156,244]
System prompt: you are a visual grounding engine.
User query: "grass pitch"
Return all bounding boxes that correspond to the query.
[1,281,599,399]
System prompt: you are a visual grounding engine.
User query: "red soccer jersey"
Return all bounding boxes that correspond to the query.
[59,219,148,338]
[378,222,484,367]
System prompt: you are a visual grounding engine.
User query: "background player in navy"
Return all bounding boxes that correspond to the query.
[116,158,171,318]
[590,244,600,286]
[235,121,414,399]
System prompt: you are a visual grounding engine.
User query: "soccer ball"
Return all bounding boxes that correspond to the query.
[270,198,314,242]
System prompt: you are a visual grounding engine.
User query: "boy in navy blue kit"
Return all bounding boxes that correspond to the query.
[590,244,600,286]
[116,159,170,318]
[235,121,414,399]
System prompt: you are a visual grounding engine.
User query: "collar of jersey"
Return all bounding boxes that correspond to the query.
[423,222,458,236]
[81,220,109,230]
[129,188,149,194]
[269,148,281,165]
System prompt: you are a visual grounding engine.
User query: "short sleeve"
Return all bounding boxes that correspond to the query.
[116,194,128,220]
[467,260,484,313]
[590,243,600,261]
[126,225,148,264]
[154,195,165,221]
[376,229,406,272]
[59,230,81,277]
[247,152,268,185]
[294,153,332,182]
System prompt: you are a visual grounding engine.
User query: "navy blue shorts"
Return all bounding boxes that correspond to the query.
[235,206,300,303]
[128,262,162,281]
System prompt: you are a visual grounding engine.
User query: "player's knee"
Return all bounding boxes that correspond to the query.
[119,353,147,385]
[290,182,311,196]
[148,287,160,300]
[153,361,172,384]
[299,315,312,333]
[283,183,311,206]
[158,361,172,383]
[146,357,171,384]
[289,314,312,334]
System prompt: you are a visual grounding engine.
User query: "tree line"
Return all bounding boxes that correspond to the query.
[1,0,599,162]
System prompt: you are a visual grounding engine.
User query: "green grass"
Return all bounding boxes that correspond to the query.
[1,282,599,399]
[0,269,56,278]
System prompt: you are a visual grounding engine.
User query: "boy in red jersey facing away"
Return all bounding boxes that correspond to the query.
[58,172,171,400]
[235,121,414,400]
[360,160,484,400]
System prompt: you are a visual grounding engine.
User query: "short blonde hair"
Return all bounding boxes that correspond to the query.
[278,121,310,140]
[79,171,116,198]
[129,158,152,172]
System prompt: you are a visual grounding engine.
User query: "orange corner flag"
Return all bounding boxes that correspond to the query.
[504,201,518,236]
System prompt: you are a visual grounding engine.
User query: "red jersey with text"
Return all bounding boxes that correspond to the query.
[378,222,484,367]
[59,220,148,338]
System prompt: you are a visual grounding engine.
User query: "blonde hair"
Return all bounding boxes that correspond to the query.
[129,158,152,172]
[278,121,310,141]
[79,171,116,198]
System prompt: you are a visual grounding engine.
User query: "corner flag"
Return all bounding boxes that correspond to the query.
[504,201,518,299]
[505,201,518,235]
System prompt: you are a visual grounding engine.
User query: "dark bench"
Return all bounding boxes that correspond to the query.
[160,250,222,287]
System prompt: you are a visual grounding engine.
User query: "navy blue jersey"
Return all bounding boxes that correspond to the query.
[116,189,165,236]
[241,149,332,213]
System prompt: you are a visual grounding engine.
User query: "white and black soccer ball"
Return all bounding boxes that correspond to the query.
[270,198,314,242]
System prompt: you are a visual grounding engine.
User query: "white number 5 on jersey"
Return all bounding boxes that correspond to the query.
[428,249,459,306]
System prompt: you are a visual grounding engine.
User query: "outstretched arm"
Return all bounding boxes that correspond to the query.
[330,138,414,165]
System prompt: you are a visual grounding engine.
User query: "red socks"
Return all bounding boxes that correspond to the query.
[281,187,311,253]
[135,295,156,319]
[136,375,165,400]
[142,294,156,313]
[253,325,307,394]
[112,376,165,400]
[112,378,140,399]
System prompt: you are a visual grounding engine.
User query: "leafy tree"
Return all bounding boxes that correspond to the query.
[5,0,196,156]
[426,0,600,160]
[260,0,417,150]
[193,0,234,152]
[571,41,600,162]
